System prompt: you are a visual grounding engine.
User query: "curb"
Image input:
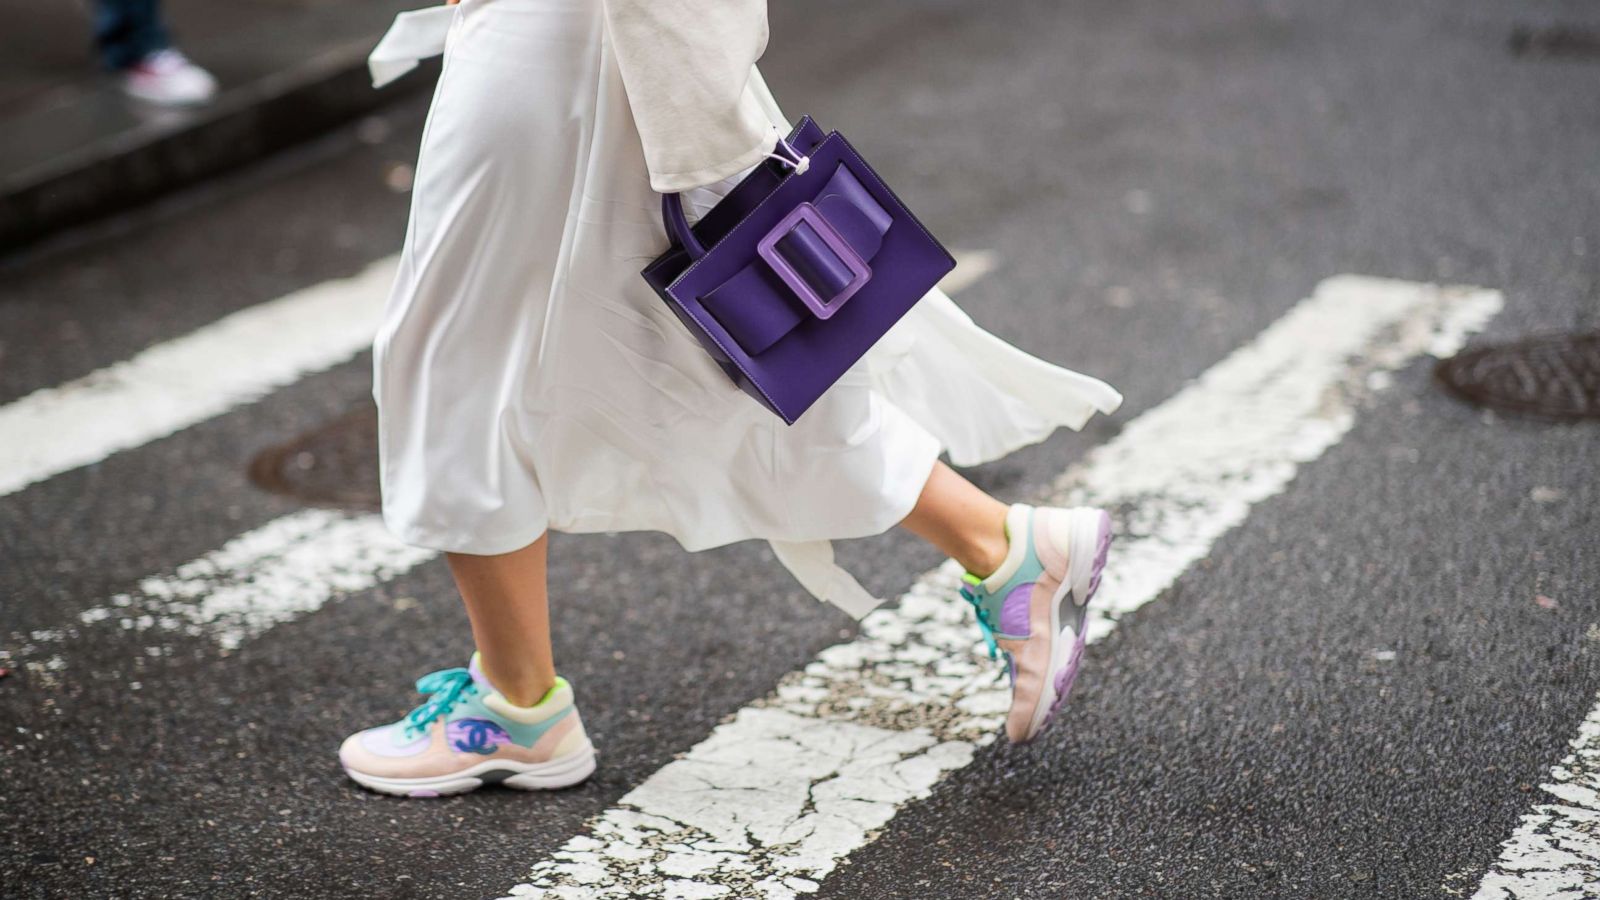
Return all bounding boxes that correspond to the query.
[0,37,435,256]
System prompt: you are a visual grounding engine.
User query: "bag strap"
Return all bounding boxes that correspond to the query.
[659,130,813,263]
[660,194,707,261]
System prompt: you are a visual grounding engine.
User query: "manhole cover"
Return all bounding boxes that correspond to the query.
[249,404,381,510]
[1435,331,1600,420]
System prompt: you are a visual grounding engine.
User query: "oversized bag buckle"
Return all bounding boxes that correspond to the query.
[756,203,871,320]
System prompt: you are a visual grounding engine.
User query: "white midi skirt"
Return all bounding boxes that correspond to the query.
[371,0,1123,617]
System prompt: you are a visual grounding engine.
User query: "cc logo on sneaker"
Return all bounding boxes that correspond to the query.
[447,719,512,755]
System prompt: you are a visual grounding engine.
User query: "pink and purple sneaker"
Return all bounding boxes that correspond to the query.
[339,653,595,797]
[959,504,1113,744]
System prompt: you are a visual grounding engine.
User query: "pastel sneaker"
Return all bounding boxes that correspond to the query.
[959,504,1112,744]
[339,653,596,797]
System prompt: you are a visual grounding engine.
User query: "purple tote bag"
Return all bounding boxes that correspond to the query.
[642,117,956,425]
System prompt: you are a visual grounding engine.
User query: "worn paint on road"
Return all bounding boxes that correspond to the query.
[1471,693,1600,899]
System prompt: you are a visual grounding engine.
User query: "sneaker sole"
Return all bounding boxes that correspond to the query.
[1020,508,1112,742]
[343,742,597,798]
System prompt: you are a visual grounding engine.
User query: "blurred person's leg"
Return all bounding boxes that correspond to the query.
[95,0,218,106]
[93,0,168,70]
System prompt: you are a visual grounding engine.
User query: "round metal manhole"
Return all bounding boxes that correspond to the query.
[1435,331,1600,420]
[249,404,382,510]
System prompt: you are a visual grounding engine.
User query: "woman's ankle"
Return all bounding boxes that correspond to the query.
[898,461,1013,578]
[476,654,557,707]
[958,526,1010,579]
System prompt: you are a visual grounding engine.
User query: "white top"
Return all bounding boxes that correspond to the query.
[601,0,779,191]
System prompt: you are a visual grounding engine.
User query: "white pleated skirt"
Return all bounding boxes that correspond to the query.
[371,0,1123,617]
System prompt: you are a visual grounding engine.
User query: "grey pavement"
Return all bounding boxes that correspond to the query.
[2,0,1598,896]
[0,0,424,252]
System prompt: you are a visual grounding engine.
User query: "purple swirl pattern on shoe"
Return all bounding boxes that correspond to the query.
[998,584,1033,636]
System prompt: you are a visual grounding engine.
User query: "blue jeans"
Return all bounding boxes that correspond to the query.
[94,0,170,70]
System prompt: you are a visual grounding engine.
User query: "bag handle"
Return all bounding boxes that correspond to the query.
[658,131,813,263]
[661,194,706,261]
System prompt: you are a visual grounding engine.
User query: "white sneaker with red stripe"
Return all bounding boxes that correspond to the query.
[120,49,218,107]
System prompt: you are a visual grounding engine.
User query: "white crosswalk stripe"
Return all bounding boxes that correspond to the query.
[8,508,428,670]
[0,256,397,499]
[499,276,1502,898]
[1471,694,1600,899]
[78,509,433,651]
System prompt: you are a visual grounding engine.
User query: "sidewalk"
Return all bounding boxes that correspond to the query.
[0,0,432,254]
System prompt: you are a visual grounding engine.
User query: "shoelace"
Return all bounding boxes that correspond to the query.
[958,584,1000,661]
[403,667,477,738]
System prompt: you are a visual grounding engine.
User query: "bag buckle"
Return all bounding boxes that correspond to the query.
[756,203,871,320]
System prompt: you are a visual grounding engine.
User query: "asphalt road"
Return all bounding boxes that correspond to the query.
[3,0,1598,897]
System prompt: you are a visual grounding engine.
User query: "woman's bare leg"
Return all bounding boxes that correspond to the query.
[445,534,556,707]
[898,461,1011,577]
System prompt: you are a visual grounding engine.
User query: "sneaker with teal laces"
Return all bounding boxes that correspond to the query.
[339,652,596,797]
[959,504,1113,743]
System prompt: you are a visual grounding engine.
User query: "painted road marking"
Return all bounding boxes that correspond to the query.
[0,256,398,499]
[499,276,1503,899]
[6,509,434,671]
[80,509,434,651]
[1470,694,1600,898]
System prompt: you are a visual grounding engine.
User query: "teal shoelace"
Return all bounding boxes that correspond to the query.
[403,667,478,738]
[958,584,1000,660]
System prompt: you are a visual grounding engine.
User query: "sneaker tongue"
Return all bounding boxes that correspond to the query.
[467,652,492,691]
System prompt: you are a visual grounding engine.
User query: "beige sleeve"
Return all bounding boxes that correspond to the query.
[601,0,782,192]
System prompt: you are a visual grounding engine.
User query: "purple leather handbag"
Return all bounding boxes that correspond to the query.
[642,117,956,425]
